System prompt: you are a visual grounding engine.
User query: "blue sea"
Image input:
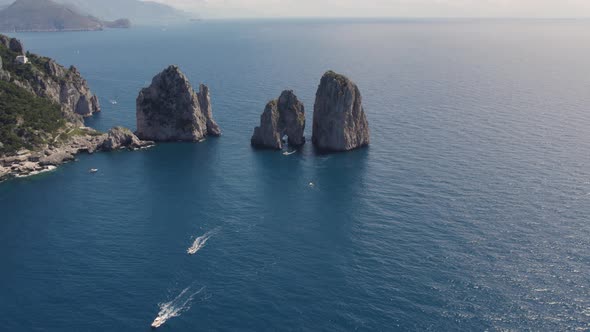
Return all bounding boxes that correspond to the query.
[1,19,590,331]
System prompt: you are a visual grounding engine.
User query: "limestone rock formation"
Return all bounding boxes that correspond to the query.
[196,84,221,136]
[0,35,101,120]
[0,33,149,182]
[312,71,370,151]
[251,90,305,150]
[100,127,154,151]
[10,63,102,119]
[0,35,8,49]
[1,126,154,181]
[0,35,24,54]
[136,65,221,141]
[9,38,24,54]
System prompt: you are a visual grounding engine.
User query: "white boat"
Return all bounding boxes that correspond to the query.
[282,150,296,156]
[151,316,166,329]
[89,168,98,173]
[109,99,118,105]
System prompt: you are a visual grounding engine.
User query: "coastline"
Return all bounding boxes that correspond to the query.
[0,28,104,33]
[0,126,154,183]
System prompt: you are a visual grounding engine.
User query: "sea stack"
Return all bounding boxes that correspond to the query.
[251,90,305,150]
[136,65,221,141]
[312,71,370,151]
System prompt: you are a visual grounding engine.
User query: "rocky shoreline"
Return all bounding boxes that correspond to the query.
[0,127,153,182]
[0,34,155,183]
[0,34,371,183]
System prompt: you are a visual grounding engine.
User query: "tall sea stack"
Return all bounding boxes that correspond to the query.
[312,71,369,151]
[251,90,305,150]
[136,65,221,141]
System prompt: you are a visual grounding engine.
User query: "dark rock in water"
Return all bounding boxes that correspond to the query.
[196,84,221,136]
[312,71,370,151]
[251,90,305,150]
[100,127,154,151]
[136,65,221,142]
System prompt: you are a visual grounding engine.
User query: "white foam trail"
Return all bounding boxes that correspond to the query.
[151,286,205,329]
[187,228,219,255]
[282,150,296,156]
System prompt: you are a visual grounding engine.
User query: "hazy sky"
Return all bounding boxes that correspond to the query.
[147,0,590,19]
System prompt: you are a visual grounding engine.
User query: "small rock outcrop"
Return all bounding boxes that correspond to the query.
[0,35,8,49]
[0,35,24,54]
[9,38,24,54]
[251,90,305,150]
[136,65,221,141]
[100,127,154,151]
[312,71,370,151]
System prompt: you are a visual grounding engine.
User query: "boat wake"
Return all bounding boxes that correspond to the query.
[151,286,205,329]
[282,150,296,156]
[187,228,219,255]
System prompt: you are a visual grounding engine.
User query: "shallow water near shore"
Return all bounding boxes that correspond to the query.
[1,20,590,330]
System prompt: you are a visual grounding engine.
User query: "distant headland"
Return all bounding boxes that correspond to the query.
[0,0,131,32]
[0,0,192,32]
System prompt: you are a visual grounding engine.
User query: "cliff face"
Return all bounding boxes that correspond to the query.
[0,33,151,182]
[0,34,24,54]
[312,71,370,151]
[0,35,100,122]
[13,61,101,120]
[251,90,305,150]
[136,65,221,141]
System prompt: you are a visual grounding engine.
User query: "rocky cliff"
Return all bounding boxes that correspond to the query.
[312,71,370,151]
[251,90,305,150]
[0,34,151,182]
[0,35,100,121]
[136,65,221,141]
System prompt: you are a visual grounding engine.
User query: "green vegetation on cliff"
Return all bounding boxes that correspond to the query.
[0,80,65,154]
[0,42,66,82]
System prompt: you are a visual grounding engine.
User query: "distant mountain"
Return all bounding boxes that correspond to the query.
[53,0,190,25]
[0,0,129,32]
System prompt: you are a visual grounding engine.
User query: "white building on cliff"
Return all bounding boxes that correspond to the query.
[15,55,28,64]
